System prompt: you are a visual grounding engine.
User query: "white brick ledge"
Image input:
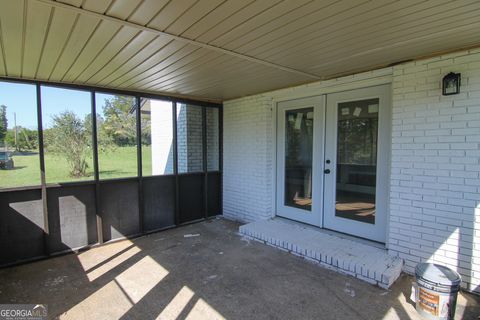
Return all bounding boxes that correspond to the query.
[239,219,404,288]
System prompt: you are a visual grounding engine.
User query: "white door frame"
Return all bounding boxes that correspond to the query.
[323,85,391,242]
[274,85,391,243]
[275,96,325,226]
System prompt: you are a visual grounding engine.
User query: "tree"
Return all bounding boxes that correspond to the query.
[5,127,38,151]
[44,111,89,177]
[84,113,115,153]
[140,112,151,145]
[0,105,7,144]
[102,96,137,146]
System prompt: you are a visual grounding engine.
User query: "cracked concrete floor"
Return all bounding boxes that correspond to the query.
[0,218,479,319]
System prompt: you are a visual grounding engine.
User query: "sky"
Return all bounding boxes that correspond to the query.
[0,81,114,129]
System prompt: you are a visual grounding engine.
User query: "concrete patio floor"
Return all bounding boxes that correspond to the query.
[0,218,478,320]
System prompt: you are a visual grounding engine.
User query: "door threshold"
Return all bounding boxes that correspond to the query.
[239,218,403,288]
[276,217,385,249]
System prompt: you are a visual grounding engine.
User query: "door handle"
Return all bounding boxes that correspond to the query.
[324,169,330,174]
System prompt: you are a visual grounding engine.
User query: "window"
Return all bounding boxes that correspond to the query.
[0,82,40,188]
[95,93,137,180]
[41,86,94,183]
[206,108,220,171]
[141,98,174,176]
[176,104,203,173]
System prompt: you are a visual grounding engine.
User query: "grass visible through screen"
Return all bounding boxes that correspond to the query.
[0,146,150,188]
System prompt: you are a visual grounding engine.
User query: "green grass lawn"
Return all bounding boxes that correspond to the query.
[0,146,153,188]
[0,151,42,188]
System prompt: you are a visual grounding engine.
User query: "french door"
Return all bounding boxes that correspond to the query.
[276,96,325,226]
[276,85,391,242]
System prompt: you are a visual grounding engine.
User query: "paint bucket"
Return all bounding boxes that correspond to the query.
[414,263,462,320]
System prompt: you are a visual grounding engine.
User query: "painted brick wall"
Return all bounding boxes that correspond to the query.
[177,104,203,173]
[148,101,218,174]
[223,96,274,222]
[150,99,174,175]
[206,108,220,171]
[223,50,480,292]
[223,68,392,223]
[389,49,480,292]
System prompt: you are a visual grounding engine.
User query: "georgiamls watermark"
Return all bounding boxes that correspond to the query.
[0,305,47,320]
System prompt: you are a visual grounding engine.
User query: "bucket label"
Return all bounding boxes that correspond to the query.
[418,287,440,316]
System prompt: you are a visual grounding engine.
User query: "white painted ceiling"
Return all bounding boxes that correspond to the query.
[1,0,480,102]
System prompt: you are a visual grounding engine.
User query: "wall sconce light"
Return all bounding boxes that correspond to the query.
[442,72,461,96]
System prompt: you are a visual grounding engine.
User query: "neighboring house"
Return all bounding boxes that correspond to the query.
[223,48,480,293]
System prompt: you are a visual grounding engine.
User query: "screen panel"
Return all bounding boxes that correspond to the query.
[207,172,221,217]
[0,189,44,264]
[141,98,174,177]
[178,173,204,223]
[206,107,220,171]
[100,179,140,241]
[95,93,138,180]
[41,86,94,184]
[143,175,175,231]
[0,81,41,189]
[46,184,97,252]
[177,104,203,174]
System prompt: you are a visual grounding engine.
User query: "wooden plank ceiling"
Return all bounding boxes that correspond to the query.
[1,0,480,102]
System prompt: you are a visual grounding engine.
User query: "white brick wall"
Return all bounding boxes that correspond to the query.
[150,99,174,175]
[147,101,218,174]
[223,48,480,292]
[389,48,480,293]
[177,104,203,173]
[223,96,274,222]
[223,68,392,223]
[206,108,220,171]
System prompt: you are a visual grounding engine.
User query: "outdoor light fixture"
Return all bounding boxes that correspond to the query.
[442,72,461,95]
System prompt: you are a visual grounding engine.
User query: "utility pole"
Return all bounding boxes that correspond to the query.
[14,112,18,151]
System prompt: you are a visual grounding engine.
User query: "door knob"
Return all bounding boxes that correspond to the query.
[324,169,330,174]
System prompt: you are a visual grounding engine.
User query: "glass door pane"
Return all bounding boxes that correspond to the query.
[277,96,324,227]
[284,108,314,211]
[335,99,379,224]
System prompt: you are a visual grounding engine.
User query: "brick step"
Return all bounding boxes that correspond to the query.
[239,219,403,288]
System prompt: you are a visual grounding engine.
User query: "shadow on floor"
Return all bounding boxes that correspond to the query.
[0,219,479,320]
